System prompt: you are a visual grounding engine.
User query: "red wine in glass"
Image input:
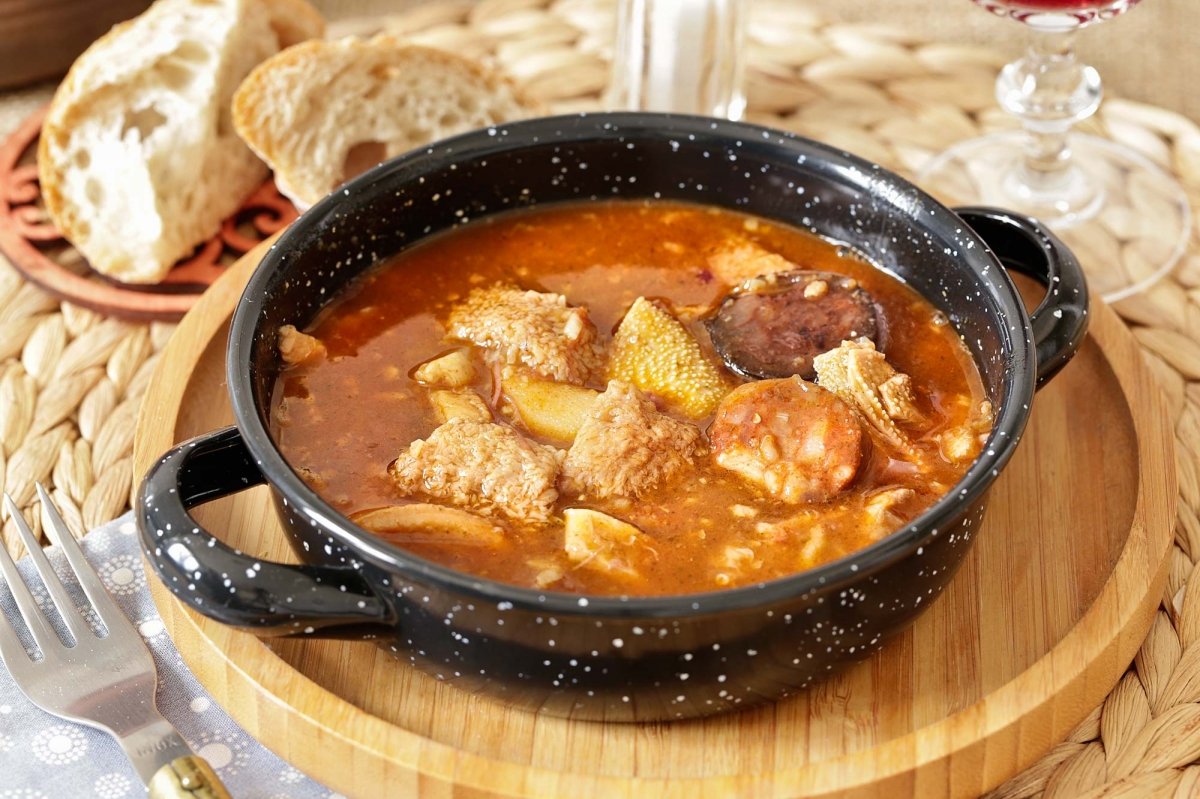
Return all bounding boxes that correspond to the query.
[974,0,1141,28]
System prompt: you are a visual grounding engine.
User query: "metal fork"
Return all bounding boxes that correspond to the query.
[0,485,231,798]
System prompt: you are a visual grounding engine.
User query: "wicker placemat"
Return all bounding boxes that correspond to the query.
[3,1,1199,794]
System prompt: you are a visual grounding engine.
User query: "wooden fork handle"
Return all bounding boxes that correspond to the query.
[147,755,233,799]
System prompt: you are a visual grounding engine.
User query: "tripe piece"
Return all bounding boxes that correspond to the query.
[447,285,603,385]
[561,381,704,500]
[389,417,563,523]
[814,338,922,454]
[608,297,728,418]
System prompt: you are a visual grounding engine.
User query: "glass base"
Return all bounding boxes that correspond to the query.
[918,130,1192,303]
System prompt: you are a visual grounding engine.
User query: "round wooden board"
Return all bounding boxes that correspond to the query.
[134,240,1176,799]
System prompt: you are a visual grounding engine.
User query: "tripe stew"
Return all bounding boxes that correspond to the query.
[272,201,992,596]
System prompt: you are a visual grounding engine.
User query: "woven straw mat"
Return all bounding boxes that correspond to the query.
[4,1,1200,796]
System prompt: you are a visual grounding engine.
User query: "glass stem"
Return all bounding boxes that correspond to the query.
[996,29,1102,194]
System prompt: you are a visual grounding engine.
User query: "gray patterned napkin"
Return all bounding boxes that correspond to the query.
[0,513,342,799]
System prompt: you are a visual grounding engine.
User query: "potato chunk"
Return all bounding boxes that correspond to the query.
[504,373,599,444]
[607,297,728,418]
[563,508,654,579]
[413,349,476,388]
[430,389,492,423]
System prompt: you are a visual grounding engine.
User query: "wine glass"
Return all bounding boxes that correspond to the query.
[609,0,747,120]
[918,0,1191,302]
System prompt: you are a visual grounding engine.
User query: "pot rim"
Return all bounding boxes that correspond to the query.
[226,111,1034,618]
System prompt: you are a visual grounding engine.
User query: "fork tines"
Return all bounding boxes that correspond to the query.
[0,486,129,662]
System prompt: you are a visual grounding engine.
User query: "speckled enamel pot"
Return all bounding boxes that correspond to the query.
[137,113,1088,721]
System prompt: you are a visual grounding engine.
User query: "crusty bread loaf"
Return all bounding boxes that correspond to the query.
[38,0,324,284]
[232,39,541,209]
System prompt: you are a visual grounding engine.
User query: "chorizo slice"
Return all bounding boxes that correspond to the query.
[705,270,882,380]
[709,377,864,504]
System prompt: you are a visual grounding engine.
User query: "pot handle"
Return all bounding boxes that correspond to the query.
[137,426,393,635]
[955,207,1089,388]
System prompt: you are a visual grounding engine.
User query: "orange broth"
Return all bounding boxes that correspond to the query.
[273,201,988,595]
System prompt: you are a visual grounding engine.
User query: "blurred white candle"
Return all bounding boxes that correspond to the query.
[610,0,747,119]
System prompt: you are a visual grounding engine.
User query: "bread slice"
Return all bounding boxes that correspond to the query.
[232,39,541,209]
[38,0,324,284]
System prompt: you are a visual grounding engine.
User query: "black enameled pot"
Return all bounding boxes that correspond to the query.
[137,113,1088,721]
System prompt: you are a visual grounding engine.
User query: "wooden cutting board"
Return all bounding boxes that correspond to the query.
[133,240,1175,798]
